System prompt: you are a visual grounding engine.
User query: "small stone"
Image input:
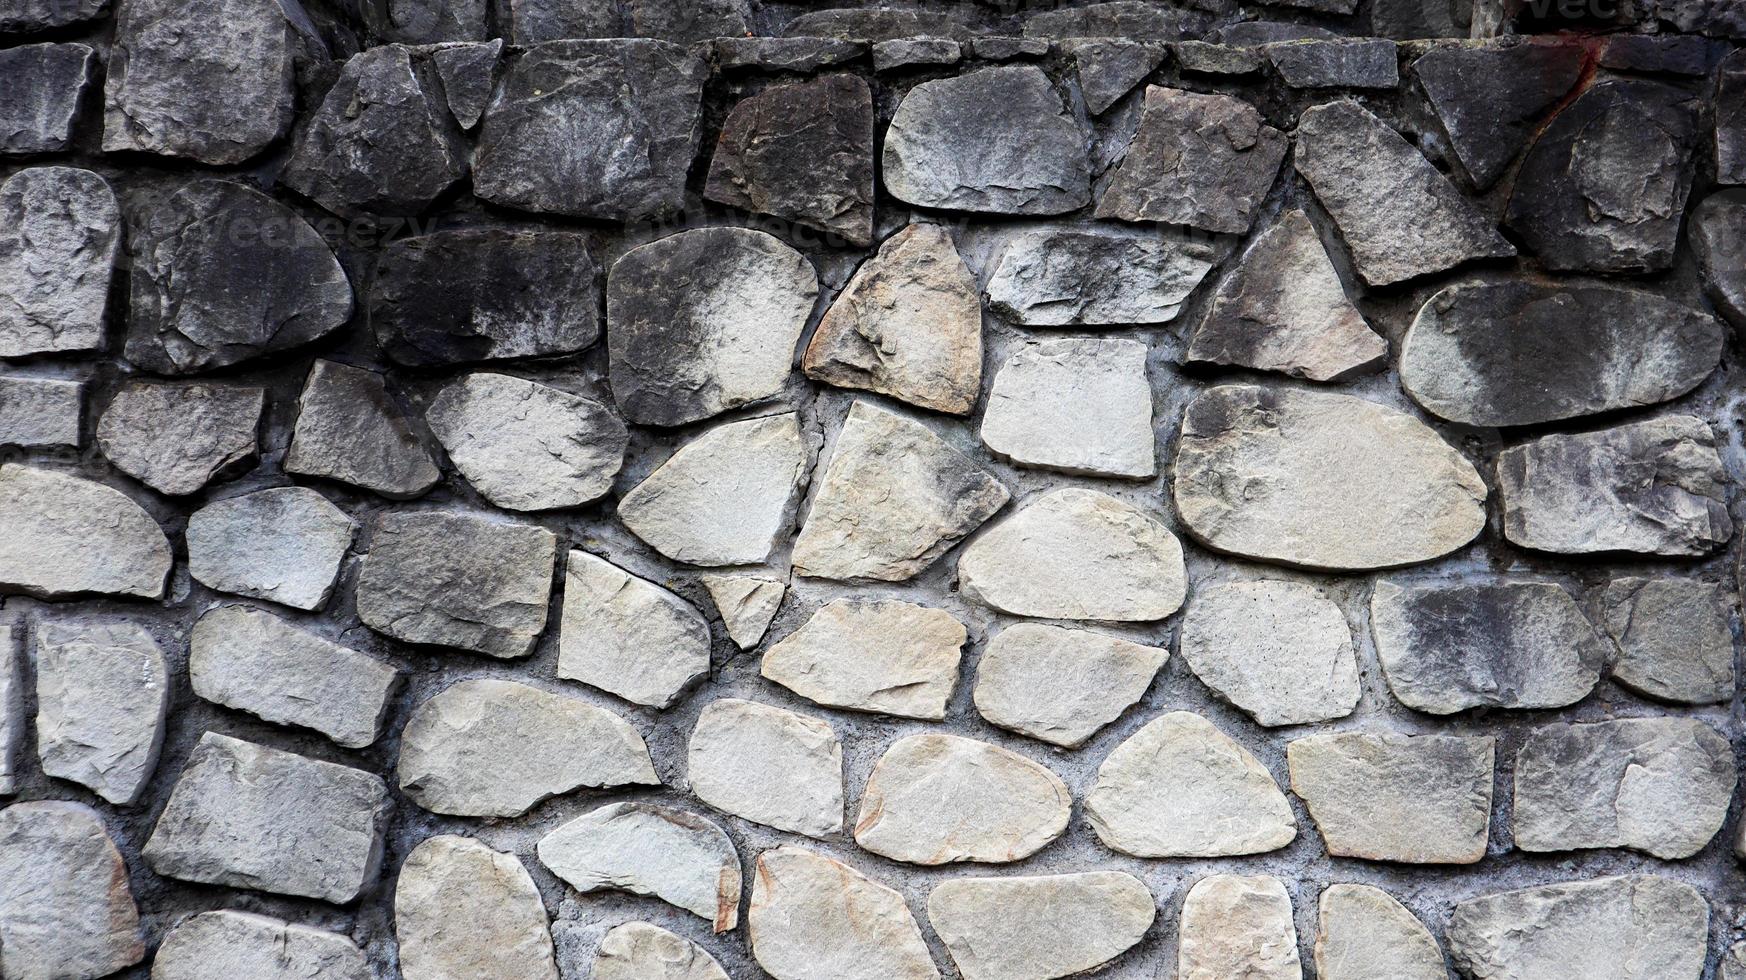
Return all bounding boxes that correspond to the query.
[927,872,1155,980]
[501,0,617,44]
[792,401,1008,582]
[285,360,439,499]
[702,574,785,650]
[1448,876,1708,980]
[594,923,730,980]
[630,0,749,42]
[1513,717,1734,859]
[1287,731,1495,864]
[974,624,1168,748]
[537,802,740,931]
[430,40,500,129]
[873,37,961,72]
[34,621,169,806]
[396,836,559,980]
[802,223,982,415]
[712,37,865,73]
[363,0,486,42]
[687,699,843,838]
[0,43,95,154]
[1178,875,1301,980]
[186,487,356,612]
[706,74,875,246]
[144,732,389,903]
[0,465,171,600]
[748,846,940,980]
[1097,86,1286,234]
[1266,38,1399,88]
[0,167,120,357]
[355,510,557,658]
[0,375,82,448]
[1180,581,1360,727]
[762,598,964,720]
[883,66,1091,215]
[984,228,1215,327]
[398,679,657,818]
[426,373,628,511]
[1069,39,1167,114]
[190,605,398,749]
[1689,191,1746,330]
[1173,385,1487,570]
[785,7,971,42]
[153,911,372,980]
[1719,49,1746,184]
[96,382,263,495]
[1603,578,1735,704]
[0,0,107,32]
[0,802,143,980]
[1087,711,1297,858]
[1024,1,1204,39]
[1315,885,1445,980]
[608,228,818,426]
[981,338,1154,478]
[1295,100,1515,286]
[1411,42,1585,190]
[1496,415,1732,556]
[556,550,711,709]
[1186,209,1385,382]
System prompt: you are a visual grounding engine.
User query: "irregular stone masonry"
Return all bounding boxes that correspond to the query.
[0,2,1742,978]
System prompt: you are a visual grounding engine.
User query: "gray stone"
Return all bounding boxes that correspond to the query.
[712,37,865,73]
[1411,42,1585,189]
[500,0,617,44]
[35,621,168,806]
[1369,580,1607,714]
[1295,100,1515,286]
[785,7,970,42]
[364,0,487,42]
[426,373,627,512]
[190,605,399,749]
[430,40,500,130]
[1266,38,1399,88]
[0,167,120,358]
[1602,578,1735,704]
[883,66,1091,215]
[984,228,1215,327]
[0,43,94,154]
[0,375,81,448]
[974,624,1168,748]
[1448,876,1708,980]
[285,361,440,499]
[0,0,108,32]
[96,382,263,495]
[1178,875,1301,980]
[1024,1,1205,39]
[872,37,961,72]
[594,923,729,980]
[981,338,1153,477]
[793,401,1008,582]
[1097,86,1286,234]
[186,487,356,611]
[355,510,557,658]
[1180,581,1360,727]
[398,679,657,817]
[1513,717,1734,859]
[702,574,785,650]
[1496,415,1732,556]
[395,835,559,980]
[0,465,171,600]
[958,488,1186,622]
[608,228,818,426]
[762,598,965,720]
[1069,39,1167,115]
[556,550,711,709]
[1314,885,1446,980]
[1173,385,1487,570]
[687,699,843,838]
[747,845,940,980]
[1690,191,1746,331]
[630,0,749,42]
[0,802,143,980]
[1287,731,1495,864]
[144,732,389,903]
[927,872,1155,980]
[1719,49,1746,184]
[538,803,740,931]
[153,911,372,980]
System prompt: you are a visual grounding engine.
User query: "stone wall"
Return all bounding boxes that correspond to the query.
[1,0,1744,977]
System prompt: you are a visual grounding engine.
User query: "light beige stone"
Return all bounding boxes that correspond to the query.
[537,802,740,932]
[557,550,710,709]
[761,598,965,720]
[927,872,1155,980]
[748,845,940,980]
[395,835,559,980]
[1287,731,1494,864]
[1314,884,1446,980]
[973,624,1167,748]
[688,699,844,837]
[1179,581,1360,727]
[1178,874,1302,980]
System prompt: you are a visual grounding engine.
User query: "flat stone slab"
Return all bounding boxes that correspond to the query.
[762,598,965,720]
[186,487,355,612]
[35,621,169,806]
[427,373,627,512]
[688,699,844,838]
[1410,43,1586,189]
[0,465,171,600]
[1287,731,1494,864]
[154,911,371,980]
[0,167,120,358]
[927,872,1155,980]
[594,922,730,980]
[1602,578,1735,704]
[96,382,263,496]
[0,374,82,448]
[285,360,440,499]
[538,802,740,932]
[748,846,940,980]
[0,43,95,154]
[974,624,1168,748]
[0,802,143,980]
[396,835,560,980]
[1179,581,1360,727]
[1449,876,1707,980]
[1178,875,1301,980]
[981,338,1154,477]
[557,550,711,709]
[1097,86,1286,233]
[985,228,1214,327]
[702,573,785,650]
[1314,884,1446,980]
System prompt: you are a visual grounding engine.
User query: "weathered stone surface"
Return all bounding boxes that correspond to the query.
[0,43,94,154]
[355,510,557,657]
[1267,38,1399,88]
[1507,80,1700,274]
[0,465,171,600]
[35,621,169,806]
[1496,415,1732,556]
[285,360,439,499]
[1186,209,1385,382]
[974,624,1167,748]
[1412,42,1585,189]
[927,872,1154,980]
[1603,578,1735,704]
[364,0,487,42]
[1098,86,1284,233]
[793,401,1007,582]
[396,835,559,980]
[1690,191,1746,330]
[958,488,1185,621]
[985,228,1215,327]
[557,550,711,709]
[125,181,352,375]
[0,0,108,32]
[748,846,940,980]
[96,382,262,495]
[688,699,843,837]
[883,66,1091,215]
[1513,717,1734,859]
[501,0,617,44]
[0,374,81,448]
[430,40,500,129]
[399,679,656,818]
[1178,875,1301,980]
[427,373,627,512]
[619,413,807,565]
[981,338,1154,477]
[706,74,875,246]
[786,7,971,42]
[1287,731,1494,864]
[1173,385,1487,570]
[1180,581,1360,727]
[0,167,119,357]
[762,598,964,720]
[1070,39,1167,114]
[371,229,602,368]
[595,923,729,980]
[1370,581,1606,714]
[103,0,294,163]
[1088,711,1296,857]
[608,228,818,426]
[855,734,1069,865]
[538,803,740,931]
[1402,281,1724,426]
[873,37,962,72]
[154,911,372,980]
[0,802,143,980]
[473,39,705,220]
[1719,48,1746,184]
[190,605,398,749]
[144,732,388,903]
[186,487,355,611]
[802,223,982,414]
[1024,1,1201,39]
[1314,885,1445,980]
[713,37,865,73]
[1295,100,1515,286]
[702,574,785,650]
[1448,876,1708,980]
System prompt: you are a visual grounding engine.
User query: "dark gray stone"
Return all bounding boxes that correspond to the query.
[872,37,961,72]
[284,360,441,500]
[500,0,618,44]
[0,43,95,155]
[430,40,501,130]
[1068,39,1168,115]
[712,37,865,72]
[1718,48,1746,184]
[1024,1,1202,39]
[1411,42,1585,190]
[1599,34,1725,74]
[1266,39,1398,88]
[785,7,971,42]
[361,0,487,42]
[96,382,264,496]
[0,0,108,32]
[630,0,749,42]
[0,375,83,449]
[1690,191,1746,330]
[1097,86,1286,234]
[0,166,120,358]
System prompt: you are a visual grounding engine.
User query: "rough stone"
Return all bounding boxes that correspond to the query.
[538,802,740,931]
[1689,191,1746,330]
[1097,86,1285,233]
[980,338,1154,478]
[35,621,169,806]
[143,732,389,903]
[608,228,818,427]
[556,550,711,709]
[702,574,785,650]
[1287,731,1495,864]
[1448,876,1708,980]
[395,835,559,980]
[687,699,843,838]
[1602,577,1735,704]
[1314,884,1446,980]
[96,382,262,495]
[430,40,500,129]
[785,7,970,42]
[427,373,627,512]
[0,802,143,980]
[973,624,1168,748]
[0,0,108,32]
[398,679,657,818]
[1069,39,1167,114]
[1177,875,1301,980]
[1411,42,1586,189]
[1719,48,1746,183]
[927,872,1155,980]
[364,0,487,42]
[873,37,961,72]
[984,228,1215,327]
[762,598,964,720]
[1266,38,1399,88]
[1179,581,1361,727]
[285,360,439,499]
[186,487,356,611]
[747,846,940,980]
[1512,717,1734,859]
[0,465,171,600]
[0,167,120,357]
[593,922,731,980]
[153,911,372,980]
[1173,385,1487,570]
[0,374,82,448]
[712,37,865,73]
[0,43,94,154]
[1087,711,1296,857]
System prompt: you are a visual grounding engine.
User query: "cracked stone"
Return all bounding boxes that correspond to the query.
[1690,191,1746,331]
[687,699,844,837]
[96,382,262,495]
[1097,86,1286,233]
[1602,577,1735,704]
[537,802,740,931]
[186,487,356,612]
[1314,884,1446,980]
[153,911,371,980]
[0,802,143,980]
[0,167,120,358]
[981,338,1154,477]
[974,624,1167,748]
[762,598,964,720]
[1178,875,1301,980]
[1070,39,1168,114]
[1180,581,1360,727]
[1287,731,1495,864]
[1411,42,1586,189]
[985,228,1215,327]
[285,361,439,499]
[594,922,730,980]
[1449,876,1708,980]
[396,835,559,980]
[927,872,1155,980]
[35,621,168,806]
[557,550,711,709]
[748,845,940,980]
[0,43,95,154]
[0,465,171,600]
[0,375,82,448]
[1266,38,1399,88]
[427,373,628,512]
[702,574,785,650]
